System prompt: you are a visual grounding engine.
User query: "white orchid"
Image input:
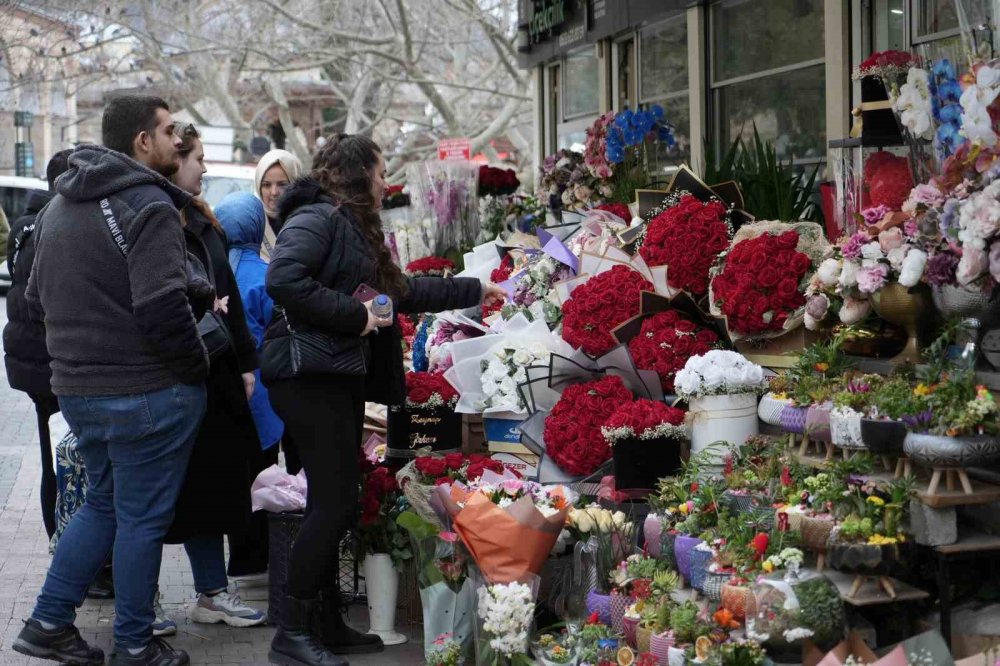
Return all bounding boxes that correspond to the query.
[960,65,1000,146]
[893,67,934,140]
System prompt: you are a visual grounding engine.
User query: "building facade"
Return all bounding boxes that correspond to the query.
[519,0,977,178]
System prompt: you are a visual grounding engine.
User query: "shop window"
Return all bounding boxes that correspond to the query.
[639,14,690,171]
[710,0,826,163]
[563,48,599,119]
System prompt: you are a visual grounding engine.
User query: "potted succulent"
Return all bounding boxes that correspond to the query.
[862,375,926,457]
[759,374,795,426]
[830,375,883,454]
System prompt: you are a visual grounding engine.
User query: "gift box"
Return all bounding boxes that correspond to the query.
[484,417,525,447]
[386,405,462,458]
[612,435,682,491]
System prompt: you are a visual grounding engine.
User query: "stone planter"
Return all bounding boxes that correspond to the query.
[805,402,833,444]
[827,540,910,577]
[860,418,907,455]
[831,406,865,451]
[904,432,1000,470]
[758,392,792,426]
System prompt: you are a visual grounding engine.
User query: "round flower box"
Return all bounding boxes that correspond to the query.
[779,404,808,435]
[830,406,865,451]
[649,631,674,665]
[689,393,759,460]
[674,535,703,581]
[860,418,907,455]
[586,589,612,625]
[758,392,792,426]
[827,540,910,577]
[703,569,731,602]
[904,433,1000,470]
[805,402,833,444]
[643,514,664,556]
[721,582,756,621]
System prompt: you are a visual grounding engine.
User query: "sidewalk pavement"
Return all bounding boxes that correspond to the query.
[0,301,425,665]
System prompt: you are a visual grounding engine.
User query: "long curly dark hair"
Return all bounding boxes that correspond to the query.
[311,134,407,299]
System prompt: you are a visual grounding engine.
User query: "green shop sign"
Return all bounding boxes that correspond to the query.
[528,0,566,44]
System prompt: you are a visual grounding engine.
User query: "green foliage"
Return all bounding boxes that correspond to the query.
[670,601,701,644]
[704,125,821,222]
[868,376,927,420]
[793,577,844,644]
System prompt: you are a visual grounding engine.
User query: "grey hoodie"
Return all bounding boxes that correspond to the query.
[26,144,209,396]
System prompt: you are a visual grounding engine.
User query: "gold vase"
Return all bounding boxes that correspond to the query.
[871,283,935,364]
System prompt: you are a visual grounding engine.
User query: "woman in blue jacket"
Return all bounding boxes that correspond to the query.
[215,192,285,581]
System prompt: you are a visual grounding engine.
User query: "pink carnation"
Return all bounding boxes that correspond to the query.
[857,264,890,294]
[841,232,871,260]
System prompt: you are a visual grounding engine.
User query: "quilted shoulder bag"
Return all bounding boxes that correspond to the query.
[282,309,367,377]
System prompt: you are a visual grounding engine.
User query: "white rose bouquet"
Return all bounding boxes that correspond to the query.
[477,343,552,413]
[674,350,767,399]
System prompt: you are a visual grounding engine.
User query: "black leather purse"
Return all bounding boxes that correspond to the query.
[186,250,234,363]
[282,310,367,377]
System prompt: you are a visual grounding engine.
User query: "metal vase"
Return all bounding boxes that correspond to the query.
[871,283,935,364]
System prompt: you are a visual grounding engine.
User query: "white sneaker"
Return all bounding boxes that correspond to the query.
[152,590,177,637]
[189,591,267,628]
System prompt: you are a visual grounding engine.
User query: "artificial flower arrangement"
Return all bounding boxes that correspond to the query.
[539,149,605,213]
[638,191,732,297]
[501,253,575,326]
[623,308,722,393]
[601,398,688,491]
[561,264,654,356]
[673,350,768,400]
[709,222,829,339]
[478,165,520,197]
[406,255,457,277]
[542,375,634,477]
[357,461,412,569]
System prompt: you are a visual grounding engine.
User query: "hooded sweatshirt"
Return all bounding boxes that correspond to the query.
[254,149,303,260]
[216,192,283,449]
[26,144,208,396]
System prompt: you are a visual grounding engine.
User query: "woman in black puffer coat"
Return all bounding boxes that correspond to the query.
[262,135,503,666]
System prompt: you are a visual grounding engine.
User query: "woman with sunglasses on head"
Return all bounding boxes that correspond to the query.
[262,134,504,666]
[153,124,267,635]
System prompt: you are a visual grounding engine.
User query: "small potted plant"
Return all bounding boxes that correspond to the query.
[861,375,925,456]
[830,375,883,454]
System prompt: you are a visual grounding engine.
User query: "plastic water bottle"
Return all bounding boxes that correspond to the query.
[372,294,393,321]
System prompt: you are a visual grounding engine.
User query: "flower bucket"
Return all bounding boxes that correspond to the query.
[649,631,674,666]
[363,553,407,645]
[610,590,631,634]
[758,392,792,426]
[805,402,833,444]
[689,546,714,592]
[779,404,808,435]
[643,514,664,556]
[830,407,865,450]
[689,393,759,461]
[635,624,653,654]
[613,435,683,492]
[622,616,640,647]
[586,589,612,626]
[721,582,755,620]
[674,535,703,581]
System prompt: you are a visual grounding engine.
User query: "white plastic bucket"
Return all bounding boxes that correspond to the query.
[363,553,407,645]
[689,393,759,461]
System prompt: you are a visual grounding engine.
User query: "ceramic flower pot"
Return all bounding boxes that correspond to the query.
[674,535,703,581]
[635,624,653,654]
[585,589,612,626]
[805,402,833,443]
[827,540,910,576]
[800,514,836,553]
[830,406,865,450]
[758,392,792,426]
[643,513,664,557]
[702,570,731,602]
[860,418,907,455]
[871,282,935,364]
[622,616,640,647]
[721,582,756,621]
[610,591,631,633]
[904,433,1000,469]
[649,631,674,665]
[779,404,808,435]
[688,546,714,592]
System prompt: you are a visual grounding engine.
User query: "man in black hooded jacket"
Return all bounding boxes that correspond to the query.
[13,95,208,666]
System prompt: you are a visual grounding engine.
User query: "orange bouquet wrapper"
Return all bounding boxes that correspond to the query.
[436,484,568,583]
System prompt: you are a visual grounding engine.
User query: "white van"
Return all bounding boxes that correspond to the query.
[0,176,48,293]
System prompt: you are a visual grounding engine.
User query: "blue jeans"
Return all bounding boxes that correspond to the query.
[32,384,206,649]
[184,534,228,594]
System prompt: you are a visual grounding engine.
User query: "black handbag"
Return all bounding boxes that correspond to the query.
[282,310,367,377]
[186,251,234,363]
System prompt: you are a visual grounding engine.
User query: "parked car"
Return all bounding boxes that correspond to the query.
[0,176,47,295]
[202,162,255,209]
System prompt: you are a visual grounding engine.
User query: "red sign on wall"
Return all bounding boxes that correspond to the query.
[438,138,472,161]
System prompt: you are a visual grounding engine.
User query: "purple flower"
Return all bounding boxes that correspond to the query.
[902,408,934,432]
[903,219,919,238]
[841,232,871,260]
[861,205,892,226]
[925,250,960,286]
[847,379,871,393]
[857,264,890,294]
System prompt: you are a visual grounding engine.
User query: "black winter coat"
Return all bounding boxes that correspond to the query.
[166,205,261,543]
[263,177,482,405]
[3,189,54,398]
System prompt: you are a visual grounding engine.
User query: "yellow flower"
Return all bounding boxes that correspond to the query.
[913,384,931,397]
[762,561,775,573]
[814,362,830,373]
[679,502,690,515]
[866,496,885,507]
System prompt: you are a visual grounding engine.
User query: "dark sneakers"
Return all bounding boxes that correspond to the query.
[270,596,348,666]
[108,638,189,666]
[12,619,105,665]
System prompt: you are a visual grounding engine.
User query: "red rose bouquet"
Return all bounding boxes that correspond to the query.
[562,265,652,356]
[358,462,410,566]
[411,453,504,486]
[478,165,520,197]
[543,375,633,476]
[600,399,688,445]
[483,253,515,319]
[595,202,631,222]
[639,194,730,296]
[710,229,812,337]
[405,371,459,410]
[398,314,417,353]
[627,310,720,392]
[406,256,456,277]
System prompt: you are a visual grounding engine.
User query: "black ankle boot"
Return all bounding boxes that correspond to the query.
[269,595,348,666]
[314,589,383,655]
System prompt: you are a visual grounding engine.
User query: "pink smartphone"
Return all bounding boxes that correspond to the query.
[352,283,380,302]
